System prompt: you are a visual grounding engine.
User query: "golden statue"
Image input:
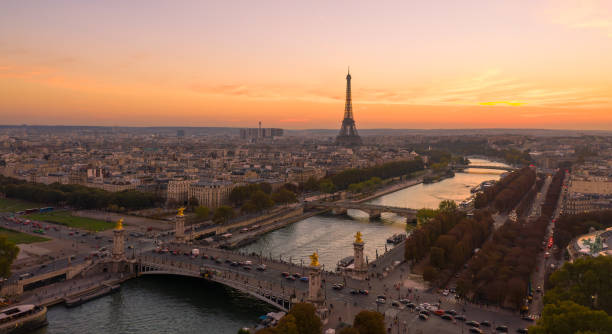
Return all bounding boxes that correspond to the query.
[116,218,123,230]
[309,252,320,267]
[177,207,185,217]
[355,231,363,243]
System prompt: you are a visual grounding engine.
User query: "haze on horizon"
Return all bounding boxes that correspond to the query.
[1,0,611,130]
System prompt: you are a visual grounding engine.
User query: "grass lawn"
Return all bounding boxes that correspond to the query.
[27,211,114,232]
[0,227,49,244]
[0,198,45,213]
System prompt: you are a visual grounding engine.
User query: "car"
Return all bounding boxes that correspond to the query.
[256,264,267,271]
[230,261,239,267]
[201,255,209,259]
[377,295,386,301]
[350,289,359,295]
[243,265,252,271]
[281,272,290,277]
[391,301,401,308]
[419,310,430,316]
[292,273,301,278]
[406,303,416,309]
[285,275,296,281]
[516,329,528,334]
[358,289,368,295]
[215,258,222,264]
[495,325,508,332]
[521,316,535,322]
[376,298,386,304]
[466,321,479,327]
[536,286,542,293]
[299,277,309,282]
[455,315,466,321]
[442,289,449,296]
[445,309,457,316]
[399,299,410,305]
[469,328,483,334]
[480,321,491,327]
[434,310,445,316]
[332,284,344,290]
[418,314,428,321]
[441,314,453,321]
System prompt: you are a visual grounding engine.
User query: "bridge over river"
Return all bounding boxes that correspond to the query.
[451,164,517,171]
[305,201,417,220]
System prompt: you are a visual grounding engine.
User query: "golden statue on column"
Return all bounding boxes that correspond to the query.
[177,207,185,217]
[355,231,363,243]
[116,218,124,230]
[309,252,320,267]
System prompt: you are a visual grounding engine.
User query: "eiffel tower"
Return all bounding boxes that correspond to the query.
[336,68,362,146]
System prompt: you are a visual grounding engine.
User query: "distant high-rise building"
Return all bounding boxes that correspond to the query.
[336,69,362,146]
[240,126,283,140]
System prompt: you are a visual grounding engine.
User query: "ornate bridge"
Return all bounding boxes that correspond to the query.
[138,253,305,311]
[306,201,417,220]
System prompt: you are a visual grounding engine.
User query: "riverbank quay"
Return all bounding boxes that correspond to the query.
[18,273,129,308]
[219,209,329,249]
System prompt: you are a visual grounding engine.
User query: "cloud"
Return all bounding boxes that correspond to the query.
[279,118,310,123]
[546,0,612,37]
[479,101,525,106]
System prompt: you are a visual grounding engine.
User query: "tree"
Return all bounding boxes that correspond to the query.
[188,196,199,209]
[544,256,612,314]
[276,314,299,334]
[0,236,19,278]
[318,179,335,195]
[353,310,385,334]
[287,303,321,334]
[416,208,437,226]
[271,188,298,205]
[530,301,612,334]
[438,200,457,213]
[213,206,235,224]
[339,327,360,334]
[248,190,274,212]
[194,206,210,220]
[422,265,438,282]
[430,247,445,268]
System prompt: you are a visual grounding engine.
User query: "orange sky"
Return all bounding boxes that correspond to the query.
[1,0,611,129]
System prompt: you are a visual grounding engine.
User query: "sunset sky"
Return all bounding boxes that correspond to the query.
[1,0,611,129]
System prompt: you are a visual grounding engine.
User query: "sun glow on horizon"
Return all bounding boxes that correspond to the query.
[1,0,611,129]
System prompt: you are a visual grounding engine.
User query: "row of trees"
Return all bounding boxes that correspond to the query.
[553,210,612,251]
[327,158,424,191]
[410,138,532,166]
[0,236,19,278]
[229,183,298,214]
[423,210,494,286]
[0,175,161,211]
[254,303,321,334]
[473,167,536,212]
[252,304,386,334]
[530,257,612,333]
[514,177,545,218]
[457,169,565,309]
[404,200,464,263]
[347,177,382,194]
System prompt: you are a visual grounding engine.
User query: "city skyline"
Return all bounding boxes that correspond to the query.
[1,0,612,129]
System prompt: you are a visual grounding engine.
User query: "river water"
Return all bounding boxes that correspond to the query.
[35,158,508,334]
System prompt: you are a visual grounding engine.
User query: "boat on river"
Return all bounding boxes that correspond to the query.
[386,233,406,244]
[0,304,48,334]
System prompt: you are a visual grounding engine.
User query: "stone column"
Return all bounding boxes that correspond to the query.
[175,207,186,243]
[307,253,324,306]
[351,231,367,280]
[112,219,125,260]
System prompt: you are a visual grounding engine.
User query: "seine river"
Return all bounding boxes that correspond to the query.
[35,158,507,334]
